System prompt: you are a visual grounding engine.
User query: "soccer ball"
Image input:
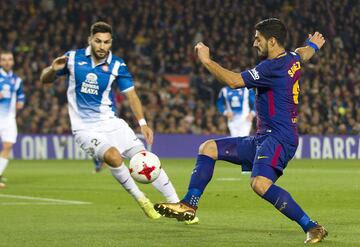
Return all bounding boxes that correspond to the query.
[129,151,161,184]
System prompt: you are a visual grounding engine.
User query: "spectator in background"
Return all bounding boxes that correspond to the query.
[0,0,358,135]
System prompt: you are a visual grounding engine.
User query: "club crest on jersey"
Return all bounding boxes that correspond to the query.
[0,84,11,98]
[80,73,99,95]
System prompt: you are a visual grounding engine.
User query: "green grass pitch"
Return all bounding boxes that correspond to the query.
[0,159,359,247]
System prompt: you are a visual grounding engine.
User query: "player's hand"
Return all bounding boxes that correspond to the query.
[140,125,154,145]
[51,55,68,71]
[195,42,211,64]
[225,111,233,120]
[308,32,325,50]
[0,92,3,99]
[246,113,254,122]
[16,102,24,110]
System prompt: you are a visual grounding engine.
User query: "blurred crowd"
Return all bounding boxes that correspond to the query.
[0,0,359,135]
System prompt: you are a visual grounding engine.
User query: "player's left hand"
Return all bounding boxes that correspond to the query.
[140,125,154,145]
[195,42,211,64]
[308,32,326,50]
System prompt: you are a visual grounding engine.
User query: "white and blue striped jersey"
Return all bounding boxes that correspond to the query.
[0,68,25,120]
[56,47,134,131]
[216,86,255,118]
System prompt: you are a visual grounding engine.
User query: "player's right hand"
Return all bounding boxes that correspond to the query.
[195,42,211,64]
[225,111,233,120]
[308,32,325,50]
[51,55,68,71]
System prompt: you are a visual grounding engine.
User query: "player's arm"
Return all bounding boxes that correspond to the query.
[40,55,68,83]
[16,78,25,110]
[195,42,245,88]
[295,32,325,63]
[125,89,153,145]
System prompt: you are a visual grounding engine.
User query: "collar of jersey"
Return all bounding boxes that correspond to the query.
[0,68,13,77]
[85,46,112,65]
[275,51,287,58]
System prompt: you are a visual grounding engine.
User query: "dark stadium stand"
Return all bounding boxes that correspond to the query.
[0,0,359,135]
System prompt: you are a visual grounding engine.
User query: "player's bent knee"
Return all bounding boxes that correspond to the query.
[103,147,123,168]
[0,143,13,157]
[198,140,218,160]
[250,176,273,196]
[2,142,13,151]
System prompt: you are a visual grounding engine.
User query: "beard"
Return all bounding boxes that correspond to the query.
[256,44,269,60]
[91,46,108,60]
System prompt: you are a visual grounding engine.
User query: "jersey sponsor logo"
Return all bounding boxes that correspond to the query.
[78,61,88,65]
[257,155,269,159]
[119,62,127,67]
[0,84,11,98]
[230,96,241,107]
[249,68,260,80]
[80,73,99,95]
[288,61,301,78]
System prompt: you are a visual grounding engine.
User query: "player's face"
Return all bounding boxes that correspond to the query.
[0,53,14,72]
[253,31,268,60]
[89,32,112,60]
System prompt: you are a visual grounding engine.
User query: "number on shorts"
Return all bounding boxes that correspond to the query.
[91,138,101,147]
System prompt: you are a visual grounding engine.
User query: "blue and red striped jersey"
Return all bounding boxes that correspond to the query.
[241,51,301,145]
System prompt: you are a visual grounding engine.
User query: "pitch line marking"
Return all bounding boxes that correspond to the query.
[217,178,242,181]
[0,194,92,205]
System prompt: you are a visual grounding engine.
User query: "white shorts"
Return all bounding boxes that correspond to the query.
[73,118,144,160]
[228,115,252,137]
[0,118,18,143]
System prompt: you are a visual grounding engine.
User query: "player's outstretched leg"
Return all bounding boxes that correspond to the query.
[251,175,328,243]
[154,140,217,221]
[0,142,13,188]
[151,168,180,203]
[150,167,200,224]
[105,147,160,219]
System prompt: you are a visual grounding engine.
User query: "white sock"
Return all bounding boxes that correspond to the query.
[0,157,9,176]
[109,164,144,200]
[151,169,179,203]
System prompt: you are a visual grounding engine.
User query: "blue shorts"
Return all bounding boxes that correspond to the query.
[215,135,297,182]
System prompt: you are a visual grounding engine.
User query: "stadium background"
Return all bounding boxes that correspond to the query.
[1,1,360,247]
[1,0,359,136]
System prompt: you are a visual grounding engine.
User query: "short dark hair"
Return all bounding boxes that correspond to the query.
[90,21,112,36]
[0,50,13,55]
[255,18,287,47]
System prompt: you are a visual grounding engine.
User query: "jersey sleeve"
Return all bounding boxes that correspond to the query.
[290,51,302,64]
[216,88,226,114]
[16,78,25,103]
[56,51,70,76]
[115,61,134,93]
[241,61,273,88]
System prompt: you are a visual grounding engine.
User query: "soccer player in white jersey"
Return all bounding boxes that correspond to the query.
[0,51,25,188]
[216,86,256,137]
[40,22,198,222]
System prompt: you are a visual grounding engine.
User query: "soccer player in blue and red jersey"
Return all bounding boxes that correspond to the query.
[155,18,327,243]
